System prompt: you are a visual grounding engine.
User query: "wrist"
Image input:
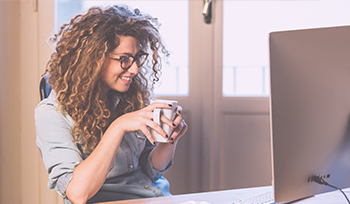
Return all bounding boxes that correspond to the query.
[109,119,125,134]
[103,120,125,143]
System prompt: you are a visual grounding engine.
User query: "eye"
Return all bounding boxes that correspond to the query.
[110,55,130,62]
[120,55,132,62]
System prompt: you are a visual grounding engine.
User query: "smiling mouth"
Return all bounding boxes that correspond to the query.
[120,76,132,82]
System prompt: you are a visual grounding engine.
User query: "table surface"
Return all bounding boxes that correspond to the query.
[96,186,350,204]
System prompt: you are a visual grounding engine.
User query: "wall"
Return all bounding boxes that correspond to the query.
[20,0,41,203]
[0,0,21,203]
[0,0,55,203]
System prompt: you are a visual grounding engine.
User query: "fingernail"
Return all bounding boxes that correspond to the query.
[168,104,173,107]
[171,142,174,144]
[172,122,176,127]
[153,142,156,145]
[165,135,169,138]
[170,138,174,141]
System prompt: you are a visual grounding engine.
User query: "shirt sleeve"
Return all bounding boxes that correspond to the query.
[35,99,83,197]
[139,141,174,182]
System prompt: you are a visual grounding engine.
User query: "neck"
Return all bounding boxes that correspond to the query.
[100,81,111,98]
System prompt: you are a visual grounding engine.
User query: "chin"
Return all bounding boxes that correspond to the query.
[114,86,131,93]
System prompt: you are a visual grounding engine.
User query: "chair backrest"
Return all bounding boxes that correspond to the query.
[39,75,52,101]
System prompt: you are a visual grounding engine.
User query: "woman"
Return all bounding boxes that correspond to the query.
[35,5,188,204]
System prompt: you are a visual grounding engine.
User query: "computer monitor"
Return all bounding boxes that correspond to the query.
[269,25,350,203]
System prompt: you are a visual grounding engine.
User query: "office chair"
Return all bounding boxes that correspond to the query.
[39,74,51,101]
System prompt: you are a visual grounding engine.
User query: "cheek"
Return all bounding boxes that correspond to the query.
[101,65,113,84]
[101,71,108,84]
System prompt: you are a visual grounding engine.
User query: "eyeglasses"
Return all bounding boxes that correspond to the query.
[109,50,149,70]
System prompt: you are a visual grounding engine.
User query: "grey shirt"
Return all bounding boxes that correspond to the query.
[35,91,173,204]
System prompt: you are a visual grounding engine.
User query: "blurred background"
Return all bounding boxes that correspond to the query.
[1,0,350,203]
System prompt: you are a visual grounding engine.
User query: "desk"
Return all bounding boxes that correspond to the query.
[96,186,350,204]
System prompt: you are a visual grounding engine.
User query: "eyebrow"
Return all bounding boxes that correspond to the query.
[110,53,132,57]
[110,50,143,57]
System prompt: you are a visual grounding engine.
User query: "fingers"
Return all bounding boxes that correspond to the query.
[159,114,176,131]
[119,108,167,145]
[139,125,155,145]
[168,115,188,144]
[175,120,188,142]
[147,102,173,111]
[165,105,186,143]
[141,119,168,145]
[129,103,186,145]
[158,105,183,132]
[148,102,176,133]
[156,105,183,135]
[147,119,169,139]
[175,105,182,115]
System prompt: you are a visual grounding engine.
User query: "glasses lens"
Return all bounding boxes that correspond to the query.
[121,56,134,69]
[136,53,148,67]
[120,52,148,70]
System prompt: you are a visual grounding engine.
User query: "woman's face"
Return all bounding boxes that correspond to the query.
[102,36,140,93]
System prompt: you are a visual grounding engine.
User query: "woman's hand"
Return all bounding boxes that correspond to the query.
[168,106,188,144]
[112,102,174,145]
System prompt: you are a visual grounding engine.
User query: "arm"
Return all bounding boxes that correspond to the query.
[151,142,177,171]
[35,100,110,203]
[66,103,177,203]
[36,99,178,204]
[65,123,124,204]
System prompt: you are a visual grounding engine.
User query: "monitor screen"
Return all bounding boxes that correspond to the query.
[269,25,350,203]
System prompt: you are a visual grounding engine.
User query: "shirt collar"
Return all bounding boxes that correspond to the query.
[110,91,122,109]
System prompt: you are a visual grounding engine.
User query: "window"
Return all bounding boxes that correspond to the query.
[223,0,350,97]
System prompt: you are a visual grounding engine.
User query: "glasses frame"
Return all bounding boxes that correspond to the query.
[109,50,149,70]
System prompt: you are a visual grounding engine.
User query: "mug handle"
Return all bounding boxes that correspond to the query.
[153,108,161,126]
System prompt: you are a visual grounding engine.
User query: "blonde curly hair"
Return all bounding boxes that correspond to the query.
[44,5,169,154]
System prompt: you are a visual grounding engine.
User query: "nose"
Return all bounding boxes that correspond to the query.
[128,61,139,75]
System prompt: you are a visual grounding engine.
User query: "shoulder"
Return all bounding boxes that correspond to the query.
[35,90,74,128]
[36,89,58,110]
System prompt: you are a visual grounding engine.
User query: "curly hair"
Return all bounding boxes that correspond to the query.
[44,5,169,154]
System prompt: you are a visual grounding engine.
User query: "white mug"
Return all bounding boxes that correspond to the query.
[150,99,178,143]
